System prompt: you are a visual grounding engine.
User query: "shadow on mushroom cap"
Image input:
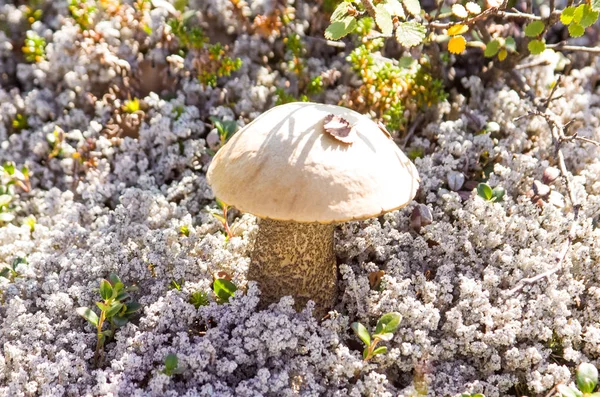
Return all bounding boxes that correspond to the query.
[207,102,420,223]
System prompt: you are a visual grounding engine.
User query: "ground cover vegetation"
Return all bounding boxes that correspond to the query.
[1,0,600,395]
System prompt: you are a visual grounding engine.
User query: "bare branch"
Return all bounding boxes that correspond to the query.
[547,43,600,54]
[359,0,377,19]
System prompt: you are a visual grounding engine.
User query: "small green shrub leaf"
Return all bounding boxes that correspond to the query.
[165,353,179,374]
[395,21,426,47]
[331,1,350,22]
[108,273,121,286]
[492,186,505,202]
[0,195,12,207]
[124,302,143,315]
[213,278,237,303]
[0,268,11,279]
[375,4,393,35]
[573,4,585,23]
[375,312,402,334]
[484,40,500,57]
[324,16,357,40]
[476,183,493,201]
[376,332,394,341]
[96,302,110,311]
[580,5,599,27]
[576,363,598,393]
[556,384,583,397]
[561,6,576,24]
[372,346,388,356]
[112,315,129,327]
[99,279,113,300]
[568,23,585,37]
[592,0,600,11]
[504,36,516,51]
[384,0,405,18]
[528,39,546,55]
[351,322,371,346]
[76,307,99,326]
[524,20,545,37]
[105,302,124,318]
[402,0,421,16]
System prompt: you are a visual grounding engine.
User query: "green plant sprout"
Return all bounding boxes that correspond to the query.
[476,183,505,202]
[0,162,31,225]
[351,312,402,361]
[190,290,209,308]
[208,198,234,240]
[0,257,27,282]
[557,363,600,397]
[68,0,97,30]
[167,14,242,87]
[22,31,46,63]
[162,353,184,376]
[179,225,190,236]
[12,113,29,133]
[76,273,142,366]
[209,117,238,150]
[47,127,65,159]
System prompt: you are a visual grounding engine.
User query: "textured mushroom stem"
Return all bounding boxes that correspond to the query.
[249,219,337,317]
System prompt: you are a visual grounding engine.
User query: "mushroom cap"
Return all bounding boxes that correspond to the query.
[207,102,420,223]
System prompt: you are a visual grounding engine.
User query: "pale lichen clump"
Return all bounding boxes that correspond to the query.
[1,0,600,396]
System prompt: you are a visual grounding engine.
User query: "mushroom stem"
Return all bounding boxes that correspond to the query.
[249,219,337,317]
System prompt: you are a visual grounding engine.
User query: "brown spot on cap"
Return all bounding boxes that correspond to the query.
[323,114,354,144]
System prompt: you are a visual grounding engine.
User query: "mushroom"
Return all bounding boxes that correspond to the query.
[206,102,419,317]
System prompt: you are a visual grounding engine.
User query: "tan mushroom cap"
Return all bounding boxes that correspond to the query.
[207,102,420,223]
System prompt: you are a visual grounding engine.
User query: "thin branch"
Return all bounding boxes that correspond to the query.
[359,0,377,18]
[515,59,552,69]
[547,43,600,54]
[429,9,542,29]
[304,36,347,48]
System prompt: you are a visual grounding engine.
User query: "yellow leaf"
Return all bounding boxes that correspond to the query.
[448,35,467,54]
[498,48,507,61]
[447,24,468,36]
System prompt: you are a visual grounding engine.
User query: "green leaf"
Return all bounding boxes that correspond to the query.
[556,384,583,397]
[362,347,370,359]
[580,5,599,27]
[105,302,124,318]
[124,301,143,315]
[561,6,576,24]
[375,4,393,35]
[99,279,113,300]
[0,212,15,222]
[351,322,371,346]
[568,23,585,37]
[384,0,405,18]
[0,195,12,207]
[213,278,237,303]
[492,186,505,202]
[528,39,546,55]
[505,36,516,52]
[375,312,402,334]
[402,0,421,16]
[108,273,122,286]
[372,346,388,356]
[395,21,426,47]
[375,332,394,341]
[115,292,130,301]
[0,267,11,279]
[3,162,15,175]
[112,315,129,327]
[324,16,357,40]
[476,183,493,201]
[484,40,500,57]
[577,363,598,393]
[102,329,113,338]
[165,353,178,373]
[524,20,545,37]
[76,307,99,326]
[331,1,350,22]
[96,302,110,312]
[592,0,600,12]
[573,4,585,23]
